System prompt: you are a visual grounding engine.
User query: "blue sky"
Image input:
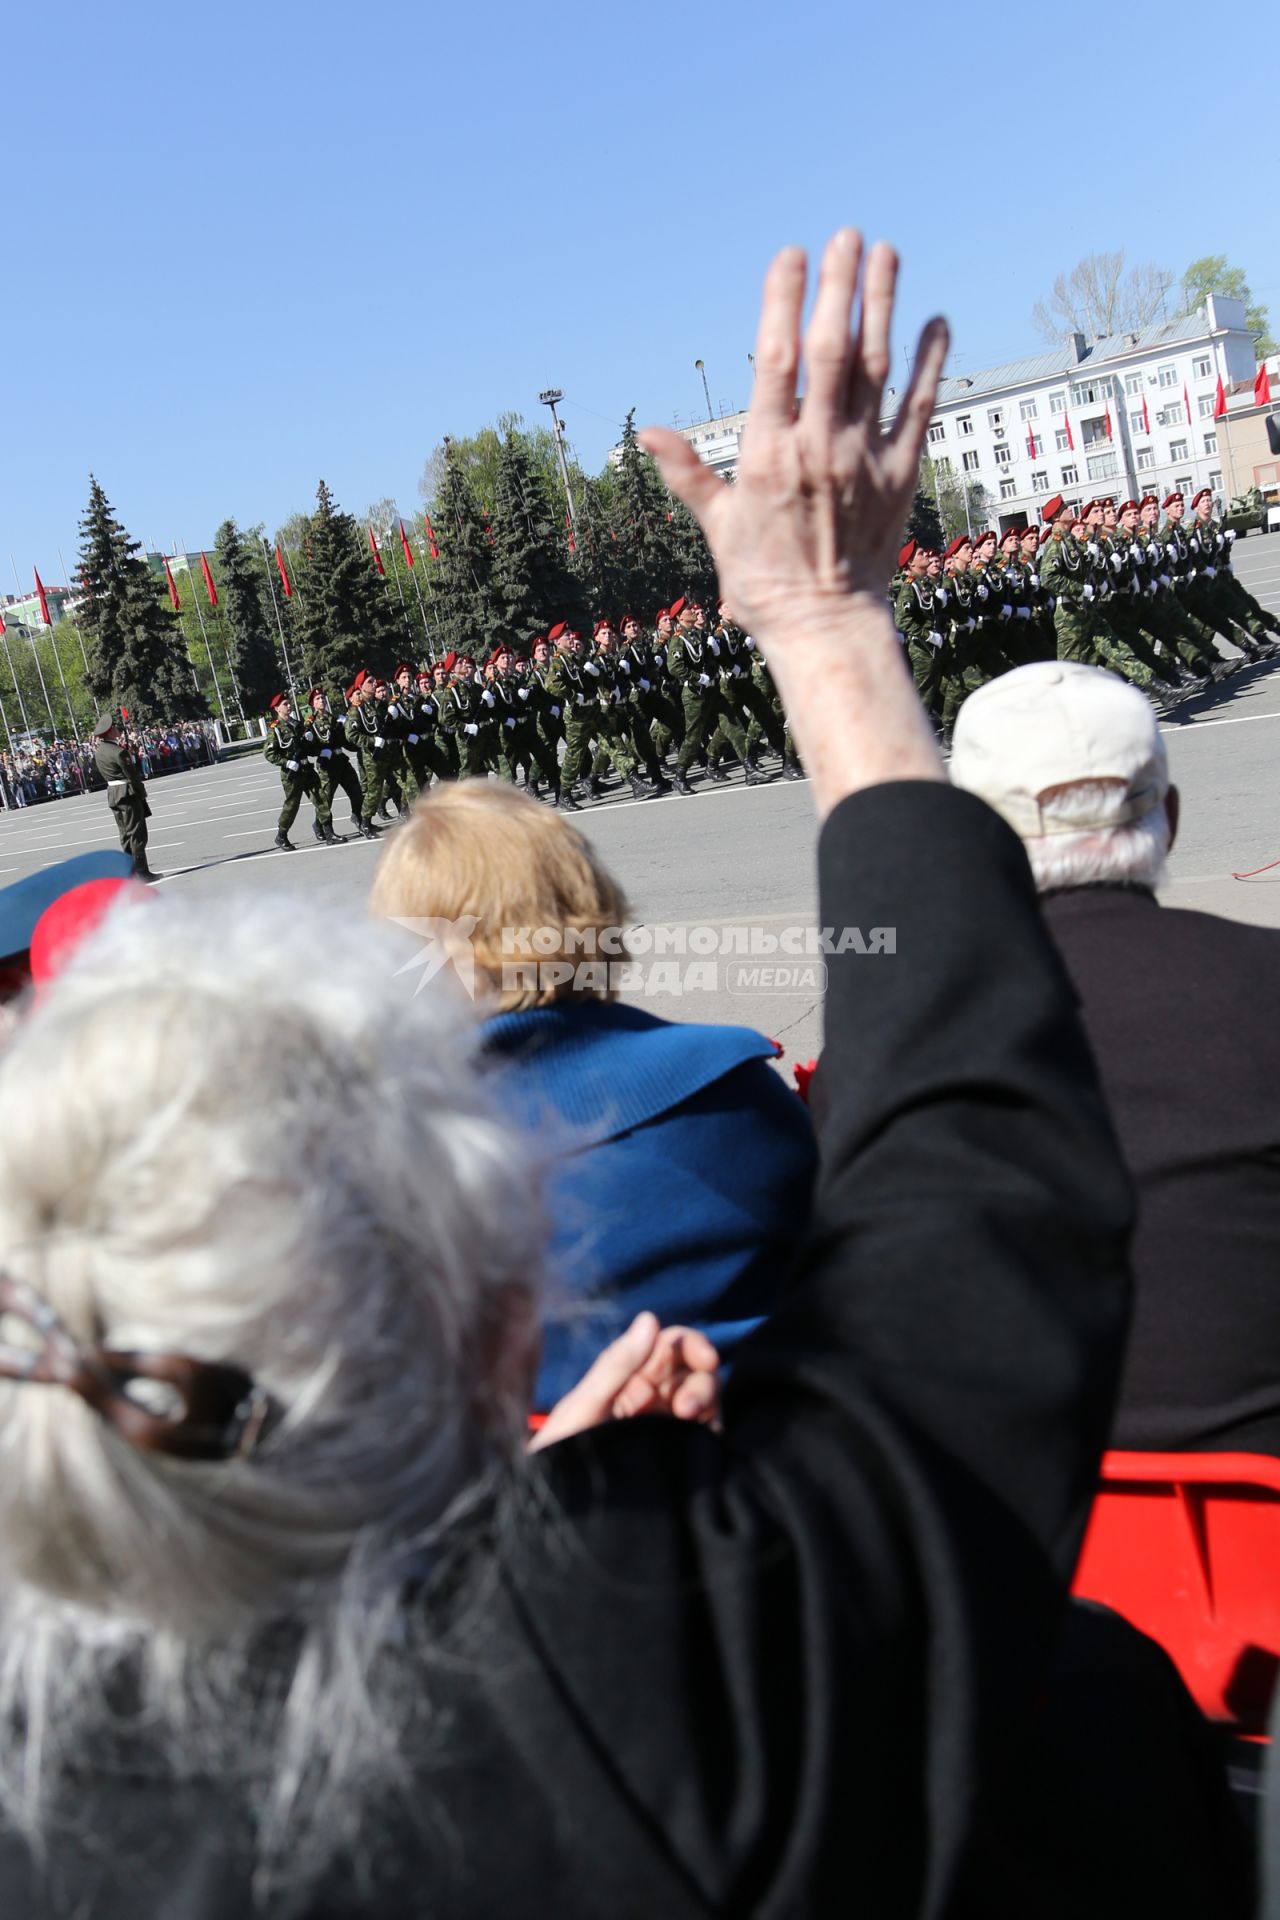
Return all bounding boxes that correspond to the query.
[3,0,1273,580]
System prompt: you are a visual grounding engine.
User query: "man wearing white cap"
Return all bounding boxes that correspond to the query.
[951,660,1280,1456]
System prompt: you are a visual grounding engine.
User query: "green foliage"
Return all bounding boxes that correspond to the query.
[905,483,944,551]
[76,476,209,724]
[489,427,584,640]
[423,444,494,658]
[920,457,988,543]
[290,481,400,693]
[214,518,281,714]
[1179,255,1275,355]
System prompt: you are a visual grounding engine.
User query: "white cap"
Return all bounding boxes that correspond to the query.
[949,661,1168,838]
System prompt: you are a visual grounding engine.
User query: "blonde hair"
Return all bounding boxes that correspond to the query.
[369,780,629,1012]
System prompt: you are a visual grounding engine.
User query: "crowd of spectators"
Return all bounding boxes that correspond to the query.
[0,720,218,808]
[0,235,1270,1917]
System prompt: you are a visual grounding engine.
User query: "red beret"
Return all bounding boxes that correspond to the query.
[593,618,614,637]
[1191,487,1213,508]
[1139,494,1159,509]
[944,534,972,560]
[547,621,568,641]
[1117,500,1140,515]
[619,614,640,629]
[975,529,998,546]
[1162,491,1183,509]
[393,661,413,677]
[268,691,289,712]
[1019,523,1040,539]
[1040,493,1065,524]
[999,527,1020,546]
[440,650,458,674]
[898,539,917,568]
[1039,526,1054,546]
[668,596,686,618]
[306,685,324,702]
[416,667,431,681]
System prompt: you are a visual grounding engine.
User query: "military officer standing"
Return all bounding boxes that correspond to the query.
[92,712,158,882]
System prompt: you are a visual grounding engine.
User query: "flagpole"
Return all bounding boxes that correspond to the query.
[259,539,298,698]
[396,512,436,653]
[185,557,230,730]
[9,558,58,738]
[0,630,31,734]
[373,524,417,650]
[55,547,91,671]
[45,619,83,745]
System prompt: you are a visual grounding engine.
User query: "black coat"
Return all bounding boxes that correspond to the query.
[1044,883,1280,1454]
[0,788,1245,1917]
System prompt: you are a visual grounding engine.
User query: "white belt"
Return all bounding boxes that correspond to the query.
[108,779,130,791]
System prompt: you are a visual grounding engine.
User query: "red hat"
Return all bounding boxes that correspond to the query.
[1040,493,1065,524]
[416,667,431,681]
[1162,491,1183,509]
[898,538,917,568]
[944,534,972,560]
[593,618,613,637]
[619,614,640,629]
[1191,487,1213,508]
[307,685,324,703]
[1019,523,1039,540]
[268,691,289,712]
[668,595,687,618]
[998,527,1020,547]
[440,650,458,674]
[974,528,998,546]
[530,634,548,649]
[345,669,369,699]
[1139,494,1159,510]
[655,606,670,623]
[29,877,148,992]
[393,661,414,678]
[1039,527,1053,546]
[1117,500,1140,515]
[548,620,568,642]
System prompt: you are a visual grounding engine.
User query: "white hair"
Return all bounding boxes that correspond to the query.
[1021,780,1172,893]
[0,891,546,1896]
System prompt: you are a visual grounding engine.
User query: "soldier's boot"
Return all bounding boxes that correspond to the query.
[312,817,326,843]
[557,785,582,812]
[589,776,606,799]
[672,771,696,796]
[320,821,343,845]
[628,770,657,802]
[645,762,672,793]
[133,859,160,882]
[274,832,296,852]
[358,821,380,840]
[742,759,774,787]
[706,760,729,783]
[781,762,806,781]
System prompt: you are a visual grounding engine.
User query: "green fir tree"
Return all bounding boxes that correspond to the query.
[489,426,584,640]
[427,442,495,659]
[291,481,398,690]
[76,476,209,723]
[606,410,686,619]
[214,519,282,714]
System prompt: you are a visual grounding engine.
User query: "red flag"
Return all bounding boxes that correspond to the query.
[33,568,51,627]
[1026,425,1037,458]
[1142,392,1151,436]
[484,516,495,548]
[275,545,293,598]
[200,552,218,608]
[0,611,6,636]
[399,520,415,569]
[424,514,438,560]
[1257,365,1273,408]
[564,510,576,554]
[1105,406,1113,441]
[368,526,385,576]
[1214,376,1227,420]
[1183,382,1192,427]
[1064,412,1074,452]
[121,707,129,720]
[163,556,181,612]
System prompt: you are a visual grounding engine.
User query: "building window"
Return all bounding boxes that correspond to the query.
[1019,398,1038,421]
[1169,439,1189,463]
[1031,470,1050,493]
[1125,372,1144,396]
[1081,416,1110,447]
[1158,364,1178,389]
[1209,470,1222,493]
[1175,474,1192,495]
[1197,393,1216,419]
[1049,390,1066,414]
[962,449,981,473]
[988,407,1004,430]
[1128,410,1144,434]
[994,443,1012,467]
[934,455,953,476]
[1136,447,1155,471]
[1204,431,1218,455]
[1061,464,1078,487]
[1071,379,1103,406]
[927,422,945,444]
[1053,428,1069,451]
[1157,403,1184,428]
[957,414,974,437]
[1193,355,1212,379]
[999,477,1018,500]
[1087,452,1119,481]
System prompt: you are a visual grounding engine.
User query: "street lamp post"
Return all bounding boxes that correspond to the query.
[695,359,714,421]
[539,389,578,536]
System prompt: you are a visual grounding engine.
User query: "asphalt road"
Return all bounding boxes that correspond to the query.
[5,531,1280,1072]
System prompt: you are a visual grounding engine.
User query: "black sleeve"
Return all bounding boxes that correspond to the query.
[518,782,1134,1916]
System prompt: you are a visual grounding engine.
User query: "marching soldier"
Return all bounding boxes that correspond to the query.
[548,626,602,811]
[410,668,458,787]
[1188,488,1280,651]
[491,643,560,796]
[618,613,677,787]
[667,596,765,793]
[307,687,365,836]
[711,600,788,770]
[437,653,494,778]
[264,691,337,852]
[529,636,565,762]
[581,622,656,801]
[343,672,395,838]
[92,711,158,881]
[894,540,952,726]
[1161,492,1264,664]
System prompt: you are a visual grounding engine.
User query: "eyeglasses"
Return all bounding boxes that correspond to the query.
[0,1271,278,1463]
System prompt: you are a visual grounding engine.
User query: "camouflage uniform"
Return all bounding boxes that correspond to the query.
[265,708,332,843]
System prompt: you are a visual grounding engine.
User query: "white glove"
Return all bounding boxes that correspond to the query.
[1160,574,1171,589]
[286,758,302,772]
[965,617,977,633]
[999,603,1012,620]
[928,629,943,648]
[618,658,631,673]
[304,729,315,742]
[1028,572,1039,588]
[481,689,495,706]
[1145,581,1157,597]
[1188,567,1198,580]
[731,664,742,676]
[653,652,665,670]
[706,637,720,655]
[1226,528,1237,543]
[697,673,713,687]
[374,735,385,749]
[1017,606,1030,621]
[1130,545,1143,564]
[551,704,561,718]
[1087,541,1100,558]
[464,722,479,736]
[1082,584,1095,601]
[1205,566,1217,579]
[1109,552,1124,574]
[743,634,756,649]
[574,692,586,706]
[639,677,651,692]
[504,717,516,731]
[976,583,989,601]
[517,686,530,700]
[583,661,600,677]
[408,732,419,744]
[320,747,332,759]
[387,703,401,718]
[935,587,949,606]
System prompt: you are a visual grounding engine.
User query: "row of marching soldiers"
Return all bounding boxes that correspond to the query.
[262,597,805,848]
[894,485,1280,737]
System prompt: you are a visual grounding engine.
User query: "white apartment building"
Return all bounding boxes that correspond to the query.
[899,294,1258,532]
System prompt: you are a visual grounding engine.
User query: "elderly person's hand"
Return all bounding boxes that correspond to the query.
[529,1314,721,1451]
[641,231,949,817]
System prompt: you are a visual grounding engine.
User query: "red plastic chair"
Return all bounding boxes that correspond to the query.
[1071,1450,1280,1734]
